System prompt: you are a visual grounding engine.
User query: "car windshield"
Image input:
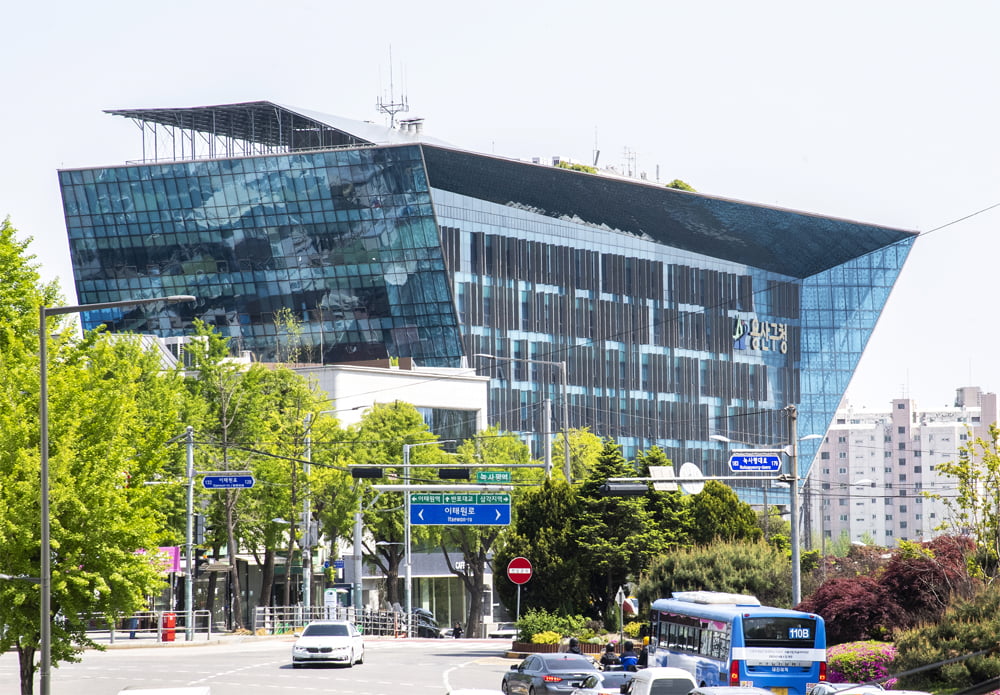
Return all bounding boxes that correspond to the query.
[303,623,349,637]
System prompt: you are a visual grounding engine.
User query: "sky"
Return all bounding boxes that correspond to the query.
[2,0,998,411]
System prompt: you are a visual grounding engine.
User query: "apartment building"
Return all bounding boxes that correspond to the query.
[805,387,997,547]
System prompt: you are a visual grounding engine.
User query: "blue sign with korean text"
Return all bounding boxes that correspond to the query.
[728,454,782,472]
[202,474,256,489]
[410,493,511,526]
[410,503,511,526]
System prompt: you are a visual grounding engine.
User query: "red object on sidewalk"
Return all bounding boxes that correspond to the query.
[161,612,177,642]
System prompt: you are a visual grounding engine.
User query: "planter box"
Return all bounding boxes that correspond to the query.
[512,641,603,654]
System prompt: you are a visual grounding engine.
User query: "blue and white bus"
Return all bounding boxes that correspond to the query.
[648,591,826,695]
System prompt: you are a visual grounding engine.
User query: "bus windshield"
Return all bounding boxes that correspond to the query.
[743,616,818,648]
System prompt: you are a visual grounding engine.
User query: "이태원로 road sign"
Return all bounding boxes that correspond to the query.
[728,454,782,472]
[410,492,511,526]
[507,556,532,585]
[202,474,255,489]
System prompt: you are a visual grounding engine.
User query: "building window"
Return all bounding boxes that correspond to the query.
[898,426,906,434]
[899,474,907,482]
[900,505,908,513]
[898,442,906,450]
[821,452,830,460]
[900,521,908,528]
[898,458,907,466]
[838,436,847,443]
[897,403,905,409]
[914,466,922,473]
[839,452,847,459]
[886,514,893,520]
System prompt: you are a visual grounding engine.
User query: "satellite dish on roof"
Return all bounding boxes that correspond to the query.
[678,462,704,495]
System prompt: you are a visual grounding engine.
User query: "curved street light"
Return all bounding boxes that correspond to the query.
[40,294,194,695]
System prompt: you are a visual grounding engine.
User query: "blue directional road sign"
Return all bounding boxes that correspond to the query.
[410,492,511,526]
[728,454,782,472]
[202,474,256,489]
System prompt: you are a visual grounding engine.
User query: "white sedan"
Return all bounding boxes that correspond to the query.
[291,620,365,668]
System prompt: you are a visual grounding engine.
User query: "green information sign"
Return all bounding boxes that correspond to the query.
[476,470,512,484]
[411,492,511,505]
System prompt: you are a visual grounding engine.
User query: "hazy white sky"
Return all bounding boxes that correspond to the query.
[2,0,998,410]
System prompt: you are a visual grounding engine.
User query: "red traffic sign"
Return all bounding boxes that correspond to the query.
[507,556,533,585]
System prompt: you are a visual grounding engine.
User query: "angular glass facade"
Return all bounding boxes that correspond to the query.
[59,102,917,501]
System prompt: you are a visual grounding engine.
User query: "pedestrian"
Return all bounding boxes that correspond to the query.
[567,636,583,655]
[620,640,640,671]
[599,643,620,669]
[453,622,463,639]
[637,636,650,667]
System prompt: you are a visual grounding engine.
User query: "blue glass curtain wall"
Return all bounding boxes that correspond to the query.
[60,146,463,365]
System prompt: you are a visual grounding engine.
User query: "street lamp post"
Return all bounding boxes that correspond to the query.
[303,415,313,612]
[39,294,194,695]
[783,404,823,606]
[711,406,821,607]
[474,354,571,483]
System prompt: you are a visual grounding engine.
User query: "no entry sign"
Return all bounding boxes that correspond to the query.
[507,556,533,585]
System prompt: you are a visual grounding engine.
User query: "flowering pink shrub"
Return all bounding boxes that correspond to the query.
[826,641,897,685]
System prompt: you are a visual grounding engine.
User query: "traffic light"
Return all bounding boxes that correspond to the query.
[194,514,206,544]
[599,481,650,497]
[350,467,383,479]
[438,467,470,480]
[194,549,208,577]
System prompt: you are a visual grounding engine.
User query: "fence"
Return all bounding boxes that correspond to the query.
[253,605,415,637]
[83,609,214,643]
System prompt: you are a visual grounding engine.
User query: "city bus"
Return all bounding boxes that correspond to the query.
[648,591,826,695]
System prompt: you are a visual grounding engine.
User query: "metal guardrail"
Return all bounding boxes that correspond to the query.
[83,610,213,643]
[253,605,415,637]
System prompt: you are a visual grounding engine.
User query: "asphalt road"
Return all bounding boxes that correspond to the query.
[0,637,515,695]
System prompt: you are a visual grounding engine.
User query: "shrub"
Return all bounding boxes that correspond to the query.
[826,641,897,684]
[517,607,589,642]
[623,621,643,638]
[531,630,561,645]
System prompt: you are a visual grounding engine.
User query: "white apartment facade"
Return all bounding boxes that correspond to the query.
[805,387,997,548]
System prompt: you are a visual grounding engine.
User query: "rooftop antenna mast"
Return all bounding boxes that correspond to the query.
[376,47,409,128]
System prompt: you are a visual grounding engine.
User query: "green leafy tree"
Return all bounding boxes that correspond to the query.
[685,480,763,545]
[345,401,442,607]
[634,446,692,546]
[666,179,696,191]
[184,323,330,623]
[552,427,604,482]
[893,583,1000,692]
[575,440,674,628]
[637,540,792,608]
[925,424,1000,577]
[0,221,192,695]
[495,478,585,616]
[444,428,542,636]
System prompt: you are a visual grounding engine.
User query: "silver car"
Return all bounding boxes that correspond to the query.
[291,619,365,668]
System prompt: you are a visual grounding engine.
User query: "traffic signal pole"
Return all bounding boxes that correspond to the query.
[185,426,195,641]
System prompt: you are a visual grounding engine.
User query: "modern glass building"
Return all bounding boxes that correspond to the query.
[58,101,917,499]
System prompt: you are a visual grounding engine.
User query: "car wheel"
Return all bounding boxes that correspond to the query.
[346,650,355,668]
[501,680,509,695]
[528,686,536,695]
[292,662,301,669]
[357,649,364,665]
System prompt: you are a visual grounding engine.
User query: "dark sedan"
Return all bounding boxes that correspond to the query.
[502,653,601,695]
